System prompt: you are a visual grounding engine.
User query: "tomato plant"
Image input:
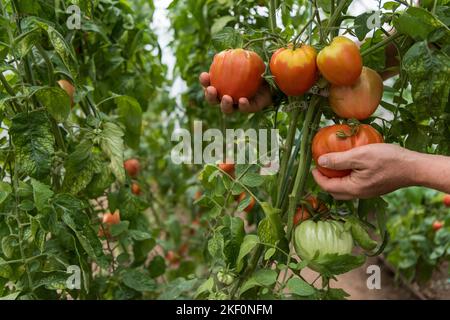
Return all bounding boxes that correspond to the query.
[0,0,448,301]
[312,124,384,178]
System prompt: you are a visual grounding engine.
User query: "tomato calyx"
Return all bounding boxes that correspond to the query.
[336,119,361,139]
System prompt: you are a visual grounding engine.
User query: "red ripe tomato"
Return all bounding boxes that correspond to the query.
[57,79,75,107]
[218,162,235,177]
[312,124,384,178]
[209,49,266,101]
[269,44,318,96]
[293,196,328,226]
[124,158,140,178]
[131,183,141,195]
[432,220,444,231]
[238,192,256,213]
[443,194,450,207]
[293,207,311,226]
[317,36,362,86]
[329,67,383,120]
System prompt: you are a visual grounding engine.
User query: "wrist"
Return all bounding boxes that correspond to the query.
[402,149,429,187]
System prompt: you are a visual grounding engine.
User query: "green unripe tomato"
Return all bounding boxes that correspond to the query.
[294,220,353,262]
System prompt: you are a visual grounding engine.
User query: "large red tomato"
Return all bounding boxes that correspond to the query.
[329,67,383,120]
[312,124,384,178]
[209,49,266,101]
[269,44,317,96]
[443,194,450,207]
[316,36,362,86]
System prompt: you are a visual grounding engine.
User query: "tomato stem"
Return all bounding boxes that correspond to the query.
[286,96,321,238]
[269,0,277,32]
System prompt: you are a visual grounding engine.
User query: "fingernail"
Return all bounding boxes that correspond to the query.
[318,156,329,167]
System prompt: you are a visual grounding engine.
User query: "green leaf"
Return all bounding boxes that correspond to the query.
[239,277,260,296]
[0,182,12,205]
[240,172,264,187]
[62,140,100,195]
[393,7,450,42]
[129,230,152,241]
[354,12,376,41]
[31,178,53,212]
[208,231,225,261]
[10,111,55,179]
[100,122,126,184]
[0,257,13,279]
[122,269,156,292]
[253,269,277,286]
[211,16,235,35]
[148,256,166,278]
[221,216,245,268]
[402,41,450,116]
[236,235,259,272]
[110,221,130,237]
[310,254,366,276]
[14,27,41,58]
[34,87,71,123]
[360,30,386,71]
[115,95,142,149]
[1,236,17,259]
[195,277,214,298]
[211,27,243,51]
[287,277,316,296]
[264,247,276,260]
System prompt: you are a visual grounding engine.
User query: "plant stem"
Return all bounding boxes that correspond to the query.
[269,0,277,32]
[326,0,349,37]
[286,97,320,238]
[361,32,402,57]
[276,100,301,207]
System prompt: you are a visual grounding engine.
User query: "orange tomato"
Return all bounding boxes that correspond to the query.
[317,36,362,86]
[269,44,318,96]
[131,183,141,195]
[329,67,383,120]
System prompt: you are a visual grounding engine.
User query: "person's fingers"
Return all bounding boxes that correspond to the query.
[311,169,356,196]
[317,149,362,171]
[238,98,257,113]
[205,86,219,105]
[199,72,210,88]
[220,95,234,114]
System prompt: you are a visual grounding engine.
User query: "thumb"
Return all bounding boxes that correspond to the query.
[317,150,360,170]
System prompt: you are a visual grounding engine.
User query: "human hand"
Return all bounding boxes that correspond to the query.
[199,72,272,114]
[312,144,418,200]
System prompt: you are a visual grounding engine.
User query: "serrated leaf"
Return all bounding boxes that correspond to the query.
[129,230,152,241]
[31,178,53,212]
[115,95,142,149]
[122,269,156,292]
[211,16,235,35]
[35,87,71,123]
[10,111,55,179]
[236,235,259,272]
[253,269,277,286]
[264,248,276,260]
[195,277,214,298]
[240,172,264,187]
[221,216,245,267]
[100,122,125,184]
[287,277,316,296]
[211,27,243,51]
